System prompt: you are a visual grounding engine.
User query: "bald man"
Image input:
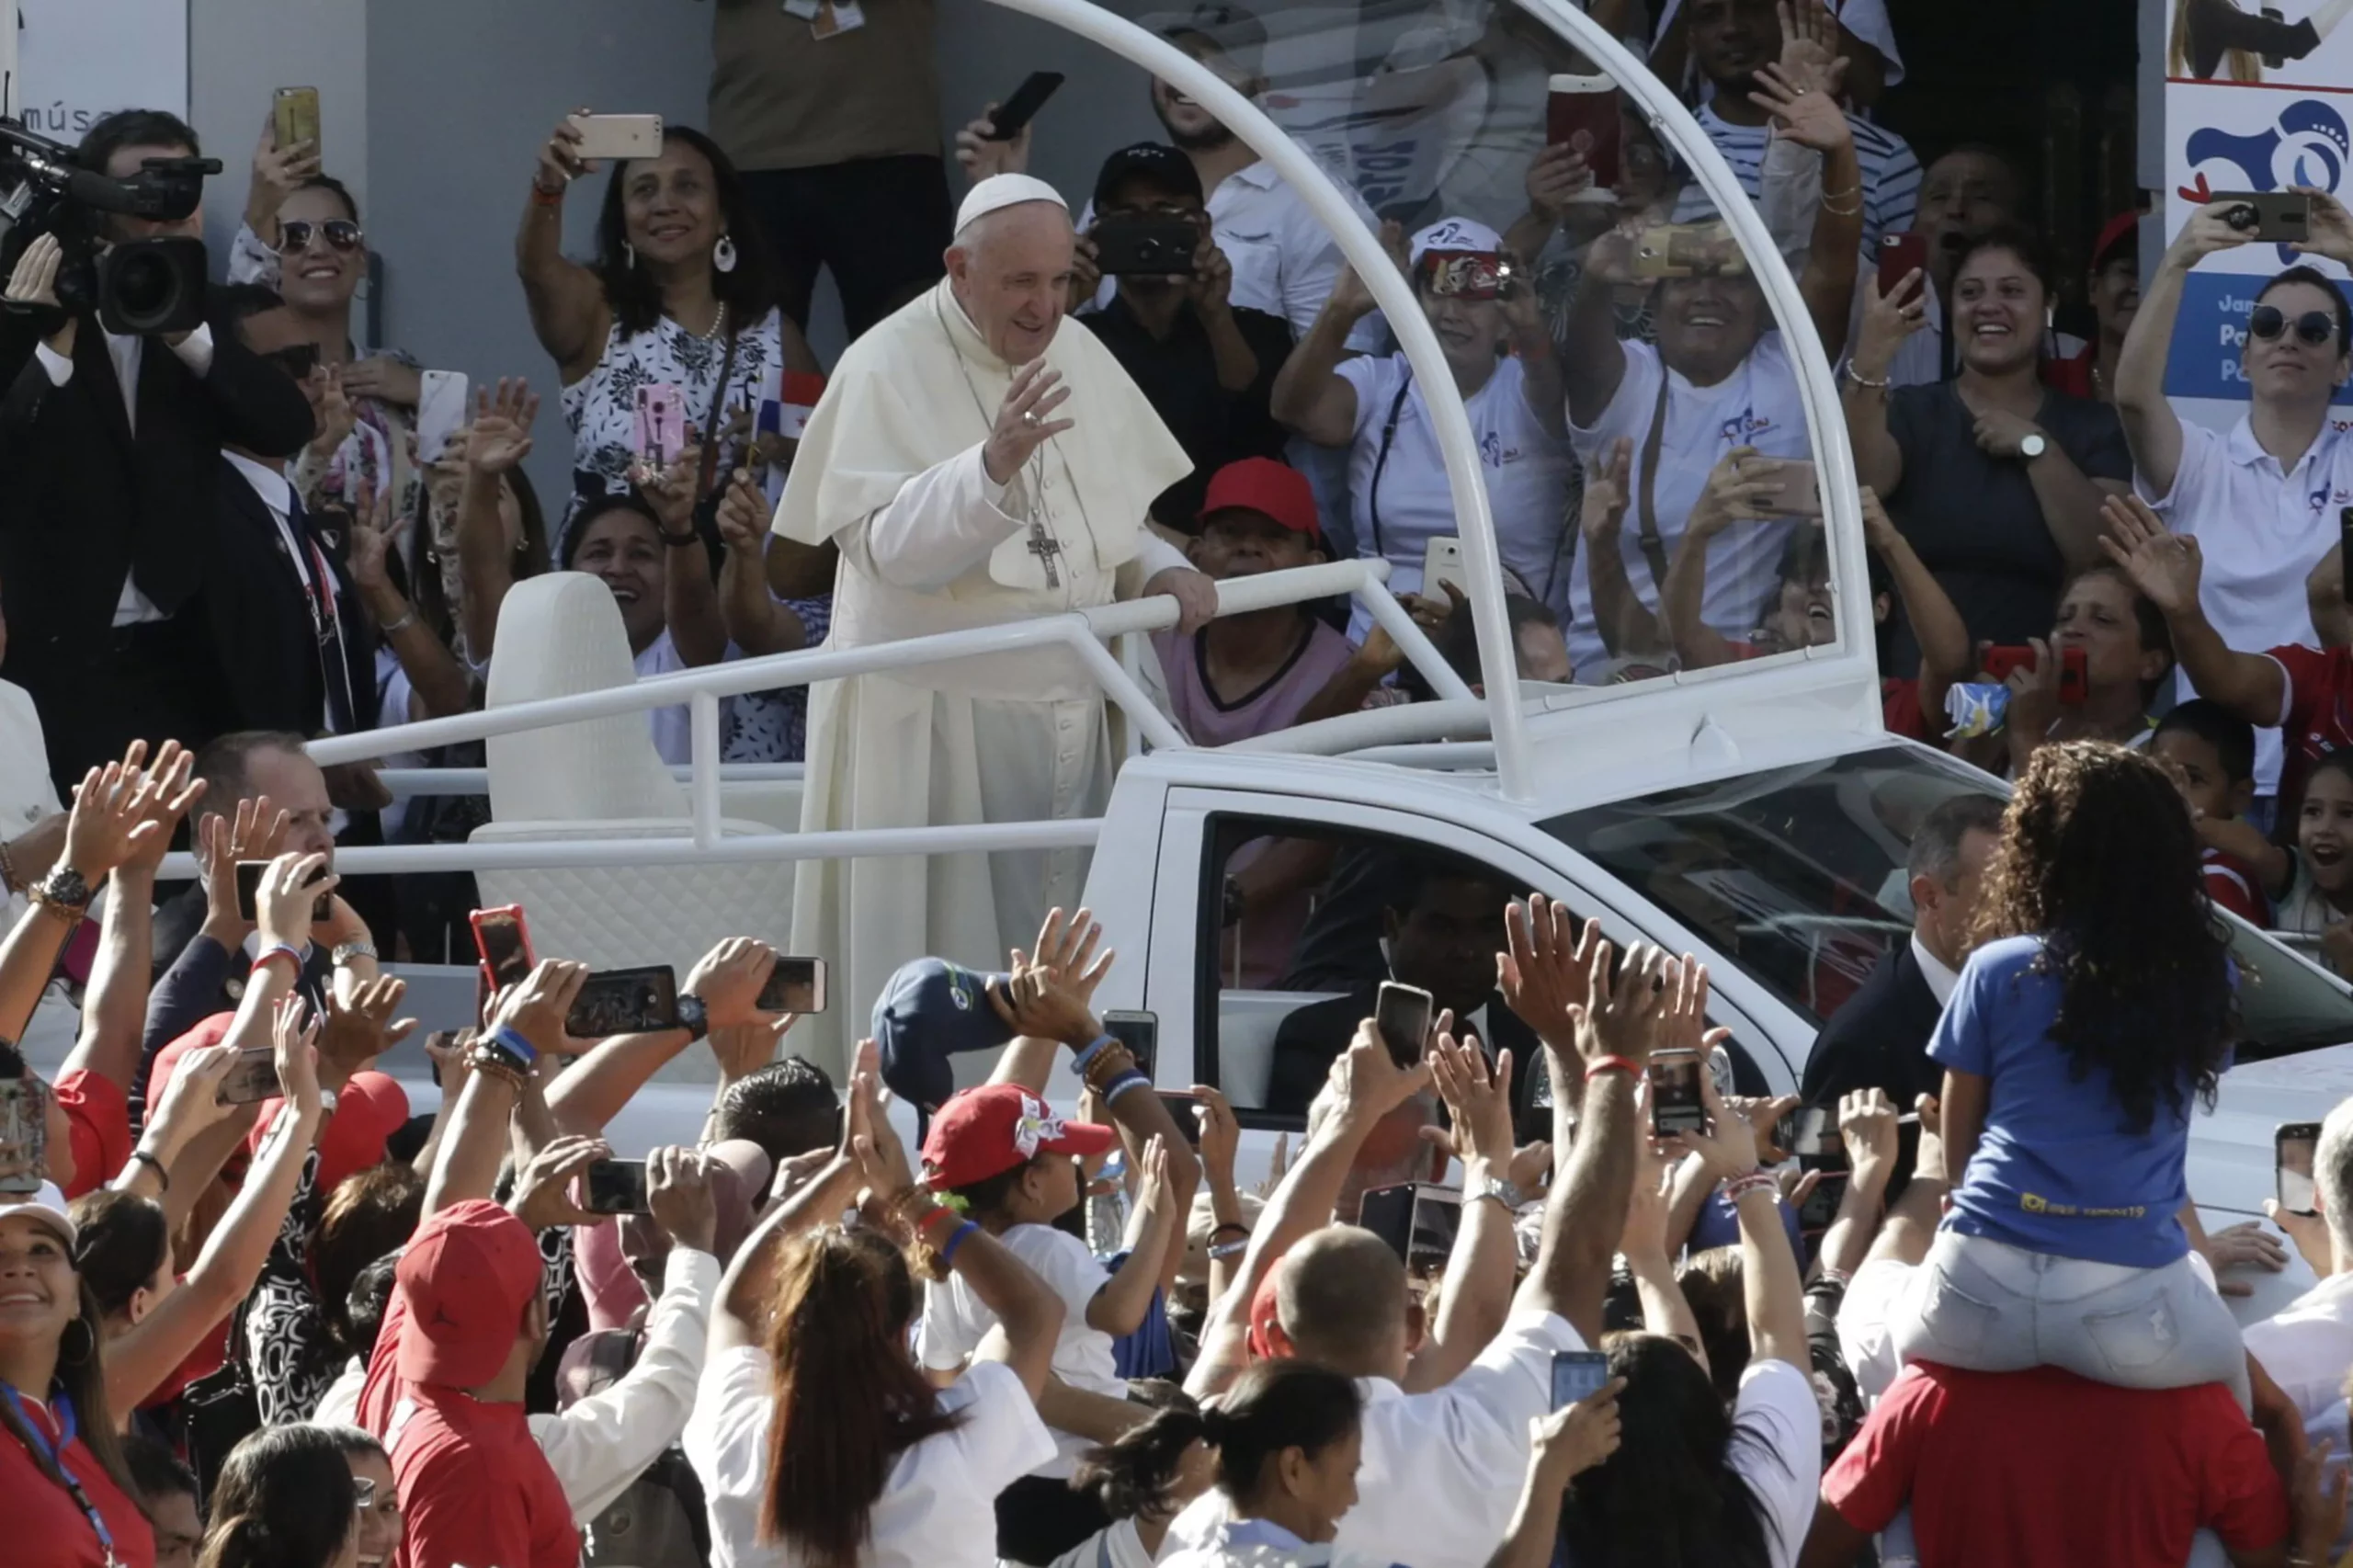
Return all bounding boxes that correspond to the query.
[775,174,1215,1071]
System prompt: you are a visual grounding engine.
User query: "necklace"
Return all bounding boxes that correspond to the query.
[681,301,727,343]
[933,292,1078,592]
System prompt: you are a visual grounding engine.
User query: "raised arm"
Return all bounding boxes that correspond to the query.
[1862,487,1972,718]
[450,380,540,664]
[424,960,588,1215]
[1675,1064,1808,1367]
[713,472,808,655]
[347,476,472,720]
[2100,494,2286,725]
[1402,1030,1525,1392]
[2119,206,2250,498]
[1752,68,1861,361]
[1840,272,1922,497]
[1578,437,1663,659]
[517,118,615,385]
[1813,1088,1899,1283]
[1619,1128,1708,1369]
[1269,255,1380,448]
[1665,449,1782,670]
[545,938,776,1136]
[642,444,732,668]
[61,753,188,1095]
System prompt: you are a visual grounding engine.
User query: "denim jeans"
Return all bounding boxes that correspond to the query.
[1890,1232,2249,1409]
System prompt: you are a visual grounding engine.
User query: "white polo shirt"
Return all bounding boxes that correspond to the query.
[1163,1310,1586,1568]
[1564,334,1810,674]
[683,1348,1054,1568]
[1334,352,1574,632]
[2141,415,2352,795]
[2245,1271,2353,1557]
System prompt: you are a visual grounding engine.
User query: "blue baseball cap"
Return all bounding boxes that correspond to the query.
[871,958,1017,1111]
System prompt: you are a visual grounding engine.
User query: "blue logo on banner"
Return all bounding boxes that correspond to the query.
[2184,99,2353,264]
[2162,269,2353,404]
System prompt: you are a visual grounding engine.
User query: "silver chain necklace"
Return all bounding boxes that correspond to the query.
[934,293,1073,589]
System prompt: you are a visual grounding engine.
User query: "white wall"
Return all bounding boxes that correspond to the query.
[188,0,369,266]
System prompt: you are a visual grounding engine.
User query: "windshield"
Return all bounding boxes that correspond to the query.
[1543,745,2353,1064]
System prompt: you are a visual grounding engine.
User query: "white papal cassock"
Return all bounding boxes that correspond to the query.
[773,273,1193,1073]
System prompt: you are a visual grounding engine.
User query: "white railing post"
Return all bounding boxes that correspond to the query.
[689,690,723,850]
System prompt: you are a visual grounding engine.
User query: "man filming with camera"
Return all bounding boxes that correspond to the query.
[0,109,315,792]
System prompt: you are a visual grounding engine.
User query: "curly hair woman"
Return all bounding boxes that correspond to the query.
[1889,740,2247,1405]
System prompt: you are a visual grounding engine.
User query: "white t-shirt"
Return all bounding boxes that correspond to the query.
[2142,415,2351,796]
[915,1222,1122,1477]
[1335,352,1573,632]
[1727,1358,1826,1568]
[0,681,62,926]
[634,628,743,767]
[682,1346,1054,1568]
[1564,335,1810,673]
[1164,1310,1585,1568]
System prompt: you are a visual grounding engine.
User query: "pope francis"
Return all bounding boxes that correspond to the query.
[774,173,1213,1069]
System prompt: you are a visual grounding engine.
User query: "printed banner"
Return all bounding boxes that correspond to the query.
[15,0,188,140]
[2165,0,2353,95]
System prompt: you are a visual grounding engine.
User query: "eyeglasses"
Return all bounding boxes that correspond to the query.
[278,220,363,256]
[2248,303,2337,347]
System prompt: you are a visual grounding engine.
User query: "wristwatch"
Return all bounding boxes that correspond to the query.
[1468,1176,1527,1213]
[676,993,710,1043]
[331,940,378,967]
[28,864,92,920]
[2018,432,2049,461]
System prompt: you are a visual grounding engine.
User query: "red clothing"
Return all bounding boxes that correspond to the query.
[2202,846,2272,927]
[2269,641,2353,812]
[53,1070,130,1200]
[1824,1363,2288,1568]
[1882,676,1928,743]
[1,1388,157,1568]
[361,1272,579,1568]
[151,1022,408,1195]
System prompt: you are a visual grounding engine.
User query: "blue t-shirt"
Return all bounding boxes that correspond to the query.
[1928,934,2195,1267]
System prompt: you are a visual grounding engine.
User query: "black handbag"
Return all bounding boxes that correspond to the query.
[180,1295,261,1507]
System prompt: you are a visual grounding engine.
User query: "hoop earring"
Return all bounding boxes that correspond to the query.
[59,1318,93,1366]
[713,233,737,274]
[623,242,637,269]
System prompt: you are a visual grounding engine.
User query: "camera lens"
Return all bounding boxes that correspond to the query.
[113,251,176,318]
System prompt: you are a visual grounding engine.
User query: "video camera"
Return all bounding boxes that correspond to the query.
[0,118,218,335]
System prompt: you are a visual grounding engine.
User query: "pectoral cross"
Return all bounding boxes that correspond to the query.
[1025,519,1063,589]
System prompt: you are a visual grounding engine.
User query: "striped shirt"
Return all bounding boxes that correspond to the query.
[1677,102,1921,255]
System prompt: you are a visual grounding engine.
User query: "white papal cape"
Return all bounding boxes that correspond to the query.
[773,278,1192,1073]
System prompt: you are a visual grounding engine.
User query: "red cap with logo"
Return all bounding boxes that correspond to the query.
[394,1199,544,1387]
[920,1083,1120,1191]
[1197,457,1319,539]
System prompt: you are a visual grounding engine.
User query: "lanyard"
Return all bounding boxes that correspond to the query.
[1,1382,125,1568]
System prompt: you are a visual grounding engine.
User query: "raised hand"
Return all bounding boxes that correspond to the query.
[1500,895,1606,1053]
[306,365,358,460]
[536,112,593,193]
[714,468,769,556]
[1422,1028,1515,1174]
[953,104,1032,184]
[1330,1017,1436,1129]
[639,440,704,532]
[1666,1042,1762,1180]
[144,1042,244,1149]
[2164,200,2255,271]
[255,850,335,953]
[270,993,324,1118]
[1529,1378,1625,1485]
[337,356,423,409]
[320,975,418,1083]
[347,472,409,599]
[989,964,1101,1050]
[66,742,199,883]
[1188,235,1235,318]
[1190,1084,1241,1188]
[646,1145,719,1253]
[1581,437,1634,546]
[466,379,539,475]
[490,960,591,1060]
[982,361,1074,486]
[247,115,321,238]
[119,741,202,878]
[1837,1085,1899,1178]
[1576,943,1672,1070]
[510,1134,608,1230]
[1687,446,1790,538]
[2097,493,2202,617]
[1772,0,1847,97]
[1324,220,1409,323]
[4,232,64,310]
[1018,905,1113,1004]
[1750,62,1852,154]
[684,937,778,1032]
[1525,142,1596,224]
[1854,268,1927,372]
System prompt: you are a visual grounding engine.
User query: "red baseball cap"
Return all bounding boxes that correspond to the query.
[920,1084,1119,1191]
[394,1199,543,1387]
[2092,210,2139,271]
[1197,458,1318,539]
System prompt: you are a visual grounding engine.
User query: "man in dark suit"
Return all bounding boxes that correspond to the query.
[1802,792,2005,1191]
[0,109,315,791]
[1267,859,1552,1145]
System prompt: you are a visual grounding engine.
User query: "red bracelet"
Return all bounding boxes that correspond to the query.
[529,181,564,207]
[250,945,304,979]
[1584,1054,1642,1081]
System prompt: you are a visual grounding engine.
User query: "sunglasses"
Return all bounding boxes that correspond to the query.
[278,219,363,256]
[2248,303,2338,347]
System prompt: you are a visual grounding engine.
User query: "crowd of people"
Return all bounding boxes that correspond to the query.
[1,0,2351,1564]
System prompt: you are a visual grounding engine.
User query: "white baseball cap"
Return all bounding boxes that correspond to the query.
[1410,216,1505,267]
[0,1182,75,1247]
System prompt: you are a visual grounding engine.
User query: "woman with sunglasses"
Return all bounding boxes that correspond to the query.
[1844,226,2131,664]
[2116,188,2353,813]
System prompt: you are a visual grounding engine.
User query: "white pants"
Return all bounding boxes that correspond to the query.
[1891,1231,2249,1409]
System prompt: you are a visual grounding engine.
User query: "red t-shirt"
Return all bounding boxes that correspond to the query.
[53,1070,130,1200]
[361,1282,579,1568]
[1882,676,1928,743]
[2269,641,2353,812]
[2202,846,2272,927]
[1824,1363,2288,1568]
[150,1021,409,1196]
[1,1389,157,1568]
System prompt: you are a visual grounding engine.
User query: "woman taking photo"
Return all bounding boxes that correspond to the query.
[519,117,820,519]
[684,1053,1065,1568]
[0,1182,153,1568]
[1990,565,2176,777]
[196,1425,359,1568]
[1845,226,2131,662]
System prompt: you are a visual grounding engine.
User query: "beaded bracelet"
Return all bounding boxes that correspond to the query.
[1070,1034,1117,1075]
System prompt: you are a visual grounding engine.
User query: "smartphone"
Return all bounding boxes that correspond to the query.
[1359,1181,1415,1260]
[1877,232,1928,305]
[567,112,664,162]
[2263,6,2288,68]
[2217,190,2311,244]
[217,1046,280,1107]
[415,370,470,464]
[470,905,536,990]
[1981,644,2037,683]
[1551,1348,1610,1410]
[2057,645,2088,707]
[1647,1048,1705,1137]
[1422,536,1470,602]
[582,1158,653,1217]
[0,1078,46,1195]
[755,956,827,1015]
[1758,459,1824,518]
[1091,217,1199,277]
[2278,1120,2321,1216]
[2340,508,2352,606]
[1545,74,1620,195]
[273,86,321,154]
[565,966,680,1038]
[235,860,333,925]
[1373,982,1435,1071]
[1407,1185,1461,1273]
[1634,223,1743,279]
[984,72,1065,141]
[1102,1010,1158,1079]
[633,383,688,469]
[1157,1091,1203,1146]
[1778,1106,1837,1159]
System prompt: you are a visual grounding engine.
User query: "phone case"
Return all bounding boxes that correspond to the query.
[1545,75,1620,196]
[1878,233,1927,302]
[634,384,688,466]
[274,88,321,153]
[470,905,536,986]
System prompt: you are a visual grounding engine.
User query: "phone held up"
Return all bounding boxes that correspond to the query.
[1373,982,1435,1071]
[235,860,334,925]
[470,904,536,991]
[274,86,321,154]
[0,1076,47,1194]
[1552,1348,1610,1411]
[1647,1049,1705,1137]
[756,956,829,1015]
[2278,1120,2321,1217]
[1102,1011,1158,1078]
[984,73,1065,141]
[2216,190,2310,244]
[567,113,664,162]
[582,1158,653,1217]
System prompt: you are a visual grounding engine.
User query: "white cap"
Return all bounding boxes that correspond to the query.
[955,174,1069,237]
[0,1182,75,1247]
[1410,216,1505,267]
